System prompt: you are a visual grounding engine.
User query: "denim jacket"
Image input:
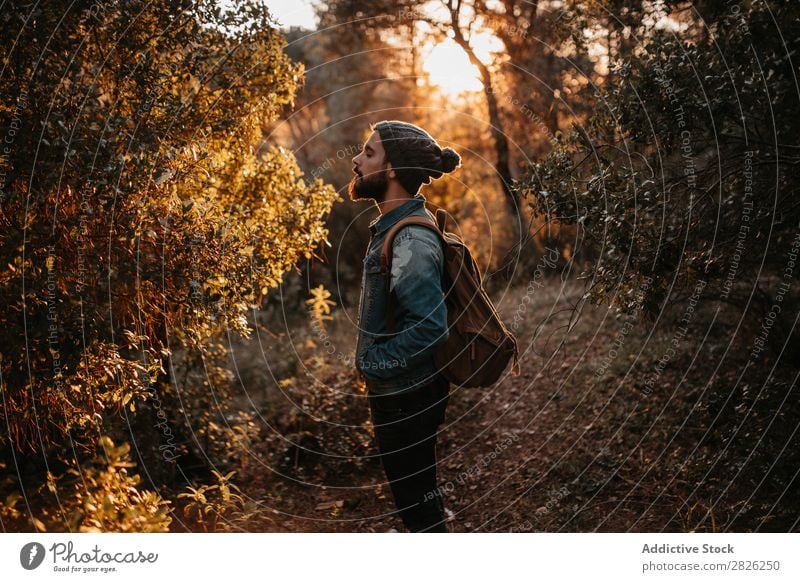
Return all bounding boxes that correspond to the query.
[355,193,449,395]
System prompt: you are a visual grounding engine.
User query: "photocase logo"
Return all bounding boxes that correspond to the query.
[20,542,46,570]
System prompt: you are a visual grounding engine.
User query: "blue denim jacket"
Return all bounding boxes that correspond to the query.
[355,194,449,395]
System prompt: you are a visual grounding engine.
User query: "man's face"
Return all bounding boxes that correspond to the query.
[348,130,389,202]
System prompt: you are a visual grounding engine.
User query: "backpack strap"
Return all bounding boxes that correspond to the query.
[510,338,521,375]
[435,207,447,231]
[380,214,447,335]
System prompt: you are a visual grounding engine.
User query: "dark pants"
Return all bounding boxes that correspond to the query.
[368,374,450,533]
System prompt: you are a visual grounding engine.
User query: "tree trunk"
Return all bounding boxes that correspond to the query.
[449,16,522,263]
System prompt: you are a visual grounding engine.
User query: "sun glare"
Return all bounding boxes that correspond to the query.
[422,33,503,96]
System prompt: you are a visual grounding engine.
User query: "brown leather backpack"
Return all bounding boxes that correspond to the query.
[380,208,520,388]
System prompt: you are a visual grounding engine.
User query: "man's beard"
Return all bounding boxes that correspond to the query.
[348,168,388,202]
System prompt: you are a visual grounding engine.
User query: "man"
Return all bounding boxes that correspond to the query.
[349,120,461,533]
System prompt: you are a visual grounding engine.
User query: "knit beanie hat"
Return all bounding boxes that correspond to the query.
[374,120,461,195]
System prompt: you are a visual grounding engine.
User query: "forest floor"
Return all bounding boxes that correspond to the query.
[171,278,799,533]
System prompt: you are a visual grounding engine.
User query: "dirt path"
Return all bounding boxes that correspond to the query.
[180,283,797,533]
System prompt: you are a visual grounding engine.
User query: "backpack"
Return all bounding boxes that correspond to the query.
[380,208,521,388]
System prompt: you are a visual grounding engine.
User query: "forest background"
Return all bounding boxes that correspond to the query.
[1,0,798,532]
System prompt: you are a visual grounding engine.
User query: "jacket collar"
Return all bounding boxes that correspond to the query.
[368,193,426,237]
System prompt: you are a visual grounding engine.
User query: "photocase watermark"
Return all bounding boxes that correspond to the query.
[20,539,159,573]
[509,485,571,532]
[306,302,353,367]
[594,320,633,381]
[75,185,92,296]
[143,376,180,463]
[395,5,527,41]
[188,233,205,304]
[423,432,520,502]
[726,0,751,35]
[80,0,111,25]
[510,247,560,332]
[45,541,157,574]
[307,143,361,182]
[595,276,653,381]
[358,354,408,373]
[492,21,528,39]
[749,226,800,360]
[0,86,28,201]
[397,6,425,22]
[652,59,696,189]
[45,247,66,400]
[640,279,707,397]
[721,150,754,300]
[20,542,46,570]
[487,86,557,147]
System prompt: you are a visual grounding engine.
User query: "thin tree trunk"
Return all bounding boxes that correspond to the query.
[447,2,521,254]
[446,25,522,265]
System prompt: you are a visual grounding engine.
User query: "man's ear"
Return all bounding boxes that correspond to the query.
[385,161,396,179]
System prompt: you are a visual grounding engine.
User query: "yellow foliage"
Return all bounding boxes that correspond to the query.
[306,284,336,323]
[0,1,338,460]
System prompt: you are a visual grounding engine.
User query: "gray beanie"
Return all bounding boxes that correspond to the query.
[374,120,461,195]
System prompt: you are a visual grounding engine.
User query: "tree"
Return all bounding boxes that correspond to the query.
[518,0,800,355]
[275,1,417,304]
[0,0,337,529]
